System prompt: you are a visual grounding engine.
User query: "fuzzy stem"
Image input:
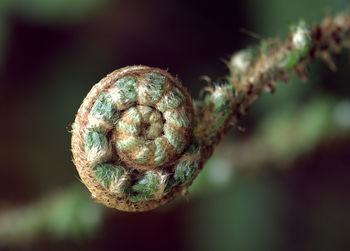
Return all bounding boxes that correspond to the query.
[195,11,350,162]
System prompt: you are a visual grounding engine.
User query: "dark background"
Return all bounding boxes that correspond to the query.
[0,0,350,250]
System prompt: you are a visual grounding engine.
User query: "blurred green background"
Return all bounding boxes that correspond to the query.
[0,0,350,250]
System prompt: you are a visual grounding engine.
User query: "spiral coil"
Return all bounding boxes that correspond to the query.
[71,66,200,212]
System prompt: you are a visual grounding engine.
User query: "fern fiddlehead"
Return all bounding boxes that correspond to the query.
[72,12,350,212]
[71,66,200,212]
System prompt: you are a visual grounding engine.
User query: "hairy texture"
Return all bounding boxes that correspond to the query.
[196,12,350,155]
[72,12,350,212]
[72,66,199,212]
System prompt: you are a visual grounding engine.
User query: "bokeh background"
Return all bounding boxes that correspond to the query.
[0,0,350,250]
